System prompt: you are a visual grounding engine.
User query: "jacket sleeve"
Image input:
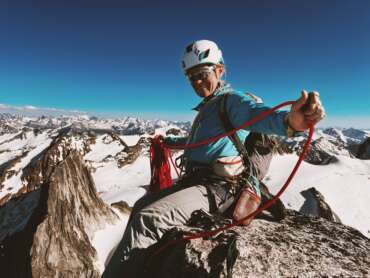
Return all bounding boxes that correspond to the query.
[226,93,289,136]
[163,136,188,146]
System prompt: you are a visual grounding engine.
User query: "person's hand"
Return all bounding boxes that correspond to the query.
[287,90,326,131]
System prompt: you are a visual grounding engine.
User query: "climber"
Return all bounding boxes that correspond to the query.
[102,39,326,277]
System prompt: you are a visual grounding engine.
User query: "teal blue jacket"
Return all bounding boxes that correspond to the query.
[164,83,289,165]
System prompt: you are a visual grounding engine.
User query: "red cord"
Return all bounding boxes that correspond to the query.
[169,154,180,177]
[146,101,314,265]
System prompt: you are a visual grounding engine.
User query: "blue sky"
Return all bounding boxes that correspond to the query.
[1,0,370,127]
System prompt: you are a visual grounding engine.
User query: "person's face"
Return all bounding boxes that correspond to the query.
[186,64,224,98]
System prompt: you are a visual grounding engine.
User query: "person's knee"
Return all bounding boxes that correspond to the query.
[126,210,163,250]
[130,209,158,234]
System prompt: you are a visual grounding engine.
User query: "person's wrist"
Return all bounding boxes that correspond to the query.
[285,114,305,137]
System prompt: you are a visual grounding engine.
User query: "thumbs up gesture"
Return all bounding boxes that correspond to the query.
[287,90,326,131]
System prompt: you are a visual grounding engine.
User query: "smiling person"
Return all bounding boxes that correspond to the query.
[103,40,326,277]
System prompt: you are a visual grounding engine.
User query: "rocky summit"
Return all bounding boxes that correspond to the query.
[143,210,370,278]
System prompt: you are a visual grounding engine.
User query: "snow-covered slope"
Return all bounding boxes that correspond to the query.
[264,154,370,237]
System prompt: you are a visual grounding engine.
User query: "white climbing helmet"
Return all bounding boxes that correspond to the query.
[181,40,224,72]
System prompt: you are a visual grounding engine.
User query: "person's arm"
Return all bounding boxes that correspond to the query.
[227,93,290,136]
[227,91,325,137]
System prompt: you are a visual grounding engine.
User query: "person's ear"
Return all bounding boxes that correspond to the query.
[215,65,225,79]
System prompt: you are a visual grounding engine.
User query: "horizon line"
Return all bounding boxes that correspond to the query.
[1,103,369,129]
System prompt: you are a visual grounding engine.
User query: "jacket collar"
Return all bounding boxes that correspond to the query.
[193,82,233,111]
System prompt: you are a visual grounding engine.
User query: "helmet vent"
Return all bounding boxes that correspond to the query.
[186,43,194,53]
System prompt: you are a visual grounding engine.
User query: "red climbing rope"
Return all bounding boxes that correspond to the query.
[146,100,315,265]
[149,136,173,192]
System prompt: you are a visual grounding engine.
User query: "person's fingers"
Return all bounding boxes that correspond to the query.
[306,114,323,122]
[311,91,320,97]
[305,107,326,122]
[304,103,319,115]
[294,90,325,125]
[292,90,308,111]
[303,93,322,115]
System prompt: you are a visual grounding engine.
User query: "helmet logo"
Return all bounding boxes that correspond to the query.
[198,49,210,61]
